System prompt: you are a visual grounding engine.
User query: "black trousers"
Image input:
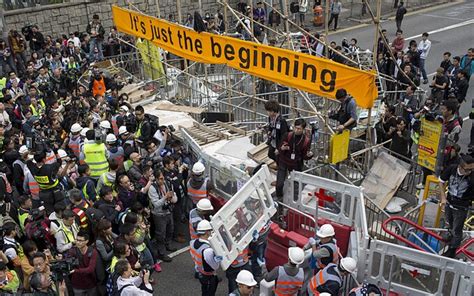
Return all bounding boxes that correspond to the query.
[328,13,339,30]
[445,204,469,249]
[199,274,218,296]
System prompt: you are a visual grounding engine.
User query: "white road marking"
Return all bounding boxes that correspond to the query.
[169,246,190,258]
[463,116,470,121]
[406,18,474,41]
[420,13,468,21]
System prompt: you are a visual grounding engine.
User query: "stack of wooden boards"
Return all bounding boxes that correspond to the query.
[119,83,156,104]
[247,143,277,171]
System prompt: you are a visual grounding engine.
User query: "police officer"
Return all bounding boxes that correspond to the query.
[68,123,83,158]
[80,129,109,179]
[308,257,357,295]
[333,88,358,132]
[189,198,214,240]
[264,247,305,296]
[230,270,257,296]
[27,151,74,214]
[188,162,213,206]
[105,133,125,168]
[305,224,340,271]
[190,220,222,296]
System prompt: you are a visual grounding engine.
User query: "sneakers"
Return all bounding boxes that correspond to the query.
[416,183,424,190]
[154,263,162,272]
[423,79,429,84]
[166,245,178,252]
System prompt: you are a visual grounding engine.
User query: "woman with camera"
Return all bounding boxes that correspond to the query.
[115,259,153,295]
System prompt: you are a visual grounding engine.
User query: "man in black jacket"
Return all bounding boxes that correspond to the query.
[133,106,153,145]
[264,100,288,163]
[95,186,122,224]
[455,70,469,104]
[28,25,44,53]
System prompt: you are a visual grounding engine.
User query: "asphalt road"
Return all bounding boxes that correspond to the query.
[152,2,474,295]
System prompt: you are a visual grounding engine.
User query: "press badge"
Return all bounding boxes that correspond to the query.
[291,153,295,160]
[276,123,281,129]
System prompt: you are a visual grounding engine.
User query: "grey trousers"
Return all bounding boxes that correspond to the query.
[153,212,174,255]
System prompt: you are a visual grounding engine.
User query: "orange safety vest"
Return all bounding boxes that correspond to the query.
[189,239,215,276]
[315,240,339,269]
[188,208,203,241]
[308,263,342,296]
[68,135,82,158]
[92,77,106,97]
[231,248,249,268]
[274,266,304,296]
[187,178,208,205]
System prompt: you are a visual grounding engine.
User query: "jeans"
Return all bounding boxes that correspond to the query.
[89,38,104,60]
[199,274,218,296]
[445,204,468,249]
[140,246,155,267]
[152,213,174,255]
[419,58,428,80]
[328,13,339,30]
[225,262,251,294]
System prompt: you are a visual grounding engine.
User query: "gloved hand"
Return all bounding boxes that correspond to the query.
[214,256,223,263]
[308,237,317,246]
[252,229,259,241]
[257,257,266,267]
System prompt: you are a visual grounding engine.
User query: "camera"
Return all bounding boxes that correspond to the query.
[50,257,80,282]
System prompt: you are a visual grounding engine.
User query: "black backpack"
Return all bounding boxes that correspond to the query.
[106,269,133,296]
[144,113,160,137]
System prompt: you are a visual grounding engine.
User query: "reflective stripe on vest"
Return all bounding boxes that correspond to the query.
[111,115,119,135]
[308,263,342,295]
[44,151,57,165]
[189,239,214,276]
[316,241,339,269]
[83,143,108,177]
[34,174,59,190]
[0,173,12,194]
[231,248,249,268]
[274,266,304,296]
[59,223,77,245]
[73,205,89,229]
[187,178,208,204]
[188,209,203,240]
[25,171,39,198]
[68,136,82,158]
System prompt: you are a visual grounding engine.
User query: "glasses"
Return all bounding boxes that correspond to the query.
[76,239,87,242]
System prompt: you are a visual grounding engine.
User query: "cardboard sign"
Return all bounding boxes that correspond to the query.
[329,130,350,164]
[112,6,378,108]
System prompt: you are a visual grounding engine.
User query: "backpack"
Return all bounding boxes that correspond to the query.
[144,113,160,138]
[106,270,133,296]
[25,217,56,248]
[84,207,106,232]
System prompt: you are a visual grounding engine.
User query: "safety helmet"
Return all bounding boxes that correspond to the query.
[316,224,335,238]
[196,220,212,233]
[118,126,128,135]
[80,128,90,138]
[192,162,205,175]
[70,123,82,133]
[235,270,257,287]
[57,149,68,159]
[119,105,129,112]
[319,293,331,296]
[340,257,357,273]
[288,247,305,265]
[19,145,29,155]
[106,134,117,143]
[100,120,111,130]
[197,198,214,211]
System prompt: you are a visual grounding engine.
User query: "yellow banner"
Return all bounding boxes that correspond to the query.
[112,6,378,108]
[329,130,350,164]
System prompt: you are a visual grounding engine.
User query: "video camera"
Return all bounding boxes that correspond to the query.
[50,257,80,282]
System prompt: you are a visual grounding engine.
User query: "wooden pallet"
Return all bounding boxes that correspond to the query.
[247,143,277,171]
[180,122,247,147]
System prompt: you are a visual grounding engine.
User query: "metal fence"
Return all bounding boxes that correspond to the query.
[3,0,66,11]
[348,0,450,20]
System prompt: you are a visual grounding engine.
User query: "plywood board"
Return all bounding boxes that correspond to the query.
[361,152,410,210]
[153,101,204,114]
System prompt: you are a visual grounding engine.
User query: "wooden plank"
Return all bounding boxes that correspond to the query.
[247,143,269,158]
[154,102,205,114]
[193,122,229,140]
[181,128,208,143]
[216,121,247,136]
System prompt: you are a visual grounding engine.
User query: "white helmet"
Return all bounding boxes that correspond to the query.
[316,224,335,238]
[70,123,82,133]
[106,134,117,143]
[80,128,90,138]
[235,270,257,287]
[196,220,212,233]
[192,162,205,175]
[118,126,128,135]
[319,293,331,296]
[57,149,68,159]
[197,198,214,211]
[19,145,29,155]
[288,247,305,265]
[100,120,111,129]
[340,257,357,273]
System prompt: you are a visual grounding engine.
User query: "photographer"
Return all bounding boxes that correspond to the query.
[115,259,153,295]
[54,209,79,254]
[30,271,67,296]
[148,169,176,262]
[3,222,22,269]
[27,150,73,214]
[66,230,98,295]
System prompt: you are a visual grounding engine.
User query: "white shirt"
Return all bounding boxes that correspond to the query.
[68,37,81,48]
[200,239,220,271]
[0,110,11,130]
[417,39,431,59]
[116,276,153,295]
[3,237,19,261]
